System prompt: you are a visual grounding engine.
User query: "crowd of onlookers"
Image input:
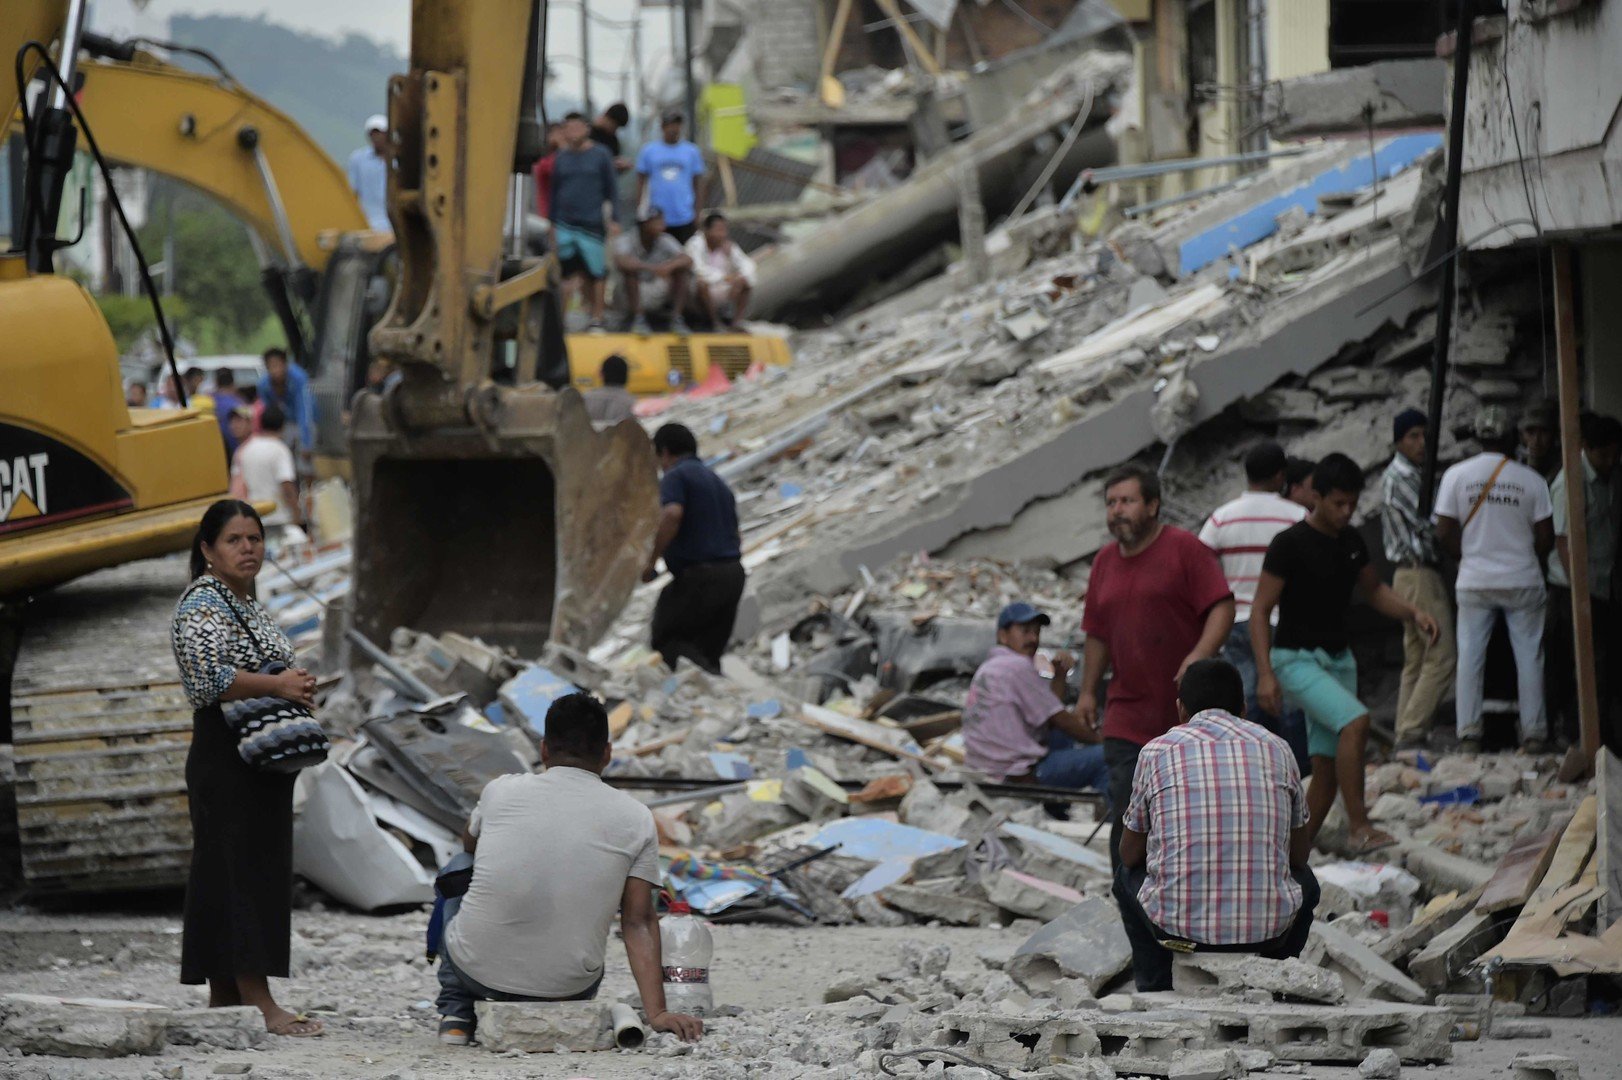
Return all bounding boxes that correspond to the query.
[125,347,332,535]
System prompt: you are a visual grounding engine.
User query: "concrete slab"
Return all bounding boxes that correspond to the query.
[0,993,168,1058]
[1310,922,1427,1003]
[164,1006,266,1050]
[473,1001,613,1053]
[1513,1053,1581,1080]
[1409,911,1505,991]
[1129,995,1453,1064]
[1006,896,1133,996]
[936,1008,1099,1071]
[1272,60,1446,140]
[1171,953,1345,1004]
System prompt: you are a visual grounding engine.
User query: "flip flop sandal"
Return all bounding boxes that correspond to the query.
[268,1012,325,1038]
[1346,831,1398,856]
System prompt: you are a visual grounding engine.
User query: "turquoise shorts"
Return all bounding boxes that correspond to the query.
[1270,646,1365,759]
[554,223,607,279]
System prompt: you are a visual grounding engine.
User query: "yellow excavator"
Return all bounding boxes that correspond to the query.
[7,26,789,478]
[2,0,680,654]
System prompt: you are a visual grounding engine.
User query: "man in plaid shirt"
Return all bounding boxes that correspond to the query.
[1114,659,1319,991]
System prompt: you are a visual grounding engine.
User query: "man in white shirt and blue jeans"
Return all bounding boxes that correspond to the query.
[1435,406,1555,753]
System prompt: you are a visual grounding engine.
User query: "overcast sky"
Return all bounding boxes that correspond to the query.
[98,0,676,115]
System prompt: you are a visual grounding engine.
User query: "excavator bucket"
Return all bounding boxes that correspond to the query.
[349,387,657,657]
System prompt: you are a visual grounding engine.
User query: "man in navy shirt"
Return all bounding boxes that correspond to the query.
[644,423,744,673]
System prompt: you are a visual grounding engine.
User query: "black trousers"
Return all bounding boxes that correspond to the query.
[651,559,746,675]
[1113,861,1321,992]
[1104,738,1142,872]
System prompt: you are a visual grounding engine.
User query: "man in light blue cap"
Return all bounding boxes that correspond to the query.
[961,602,1108,792]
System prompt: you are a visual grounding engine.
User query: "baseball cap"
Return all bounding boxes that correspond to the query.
[661,108,684,125]
[996,602,1051,630]
[364,114,388,133]
[1475,405,1514,440]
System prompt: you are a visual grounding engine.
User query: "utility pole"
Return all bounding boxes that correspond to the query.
[681,0,697,134]
[579,0,593,115]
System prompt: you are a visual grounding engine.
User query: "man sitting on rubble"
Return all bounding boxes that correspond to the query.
[962,602,1107,792]
[1115,658,1319,992]
[435,693,703,1046]
[612,207,693,335]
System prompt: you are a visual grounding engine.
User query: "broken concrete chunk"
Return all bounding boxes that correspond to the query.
[898,940,951,979]
[1488,1018,1554,1040]
[1408,911,1505,990]
[823,974,873,1004]
[164,1006,266,1050]
[1171,953,1344,1004]
[1358,1046,1402,1078]
[1168,1048,1245,1080]
[473,1001,613,1053]
[1006,896,1132,996]
[987,868,1084,922]
[1310,922,1426,1003]
[1401,845,1495,894]
[1512,1053,1580,1080]
[935,1009,1099,1072]
[0,994,168,1058]
[781,765,849,821]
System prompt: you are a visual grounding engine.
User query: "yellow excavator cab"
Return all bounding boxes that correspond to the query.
[0,268,229,596]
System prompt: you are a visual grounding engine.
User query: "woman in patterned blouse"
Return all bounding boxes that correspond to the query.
[171,499,323,1038]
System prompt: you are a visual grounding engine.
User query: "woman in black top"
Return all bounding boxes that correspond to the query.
[171,500,322,1037]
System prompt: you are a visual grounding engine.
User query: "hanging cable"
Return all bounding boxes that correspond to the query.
[997,0,1055,35]
[1005,79,1096,222]
[13,41,188,407]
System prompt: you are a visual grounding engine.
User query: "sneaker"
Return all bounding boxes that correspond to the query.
[671,314,692,335]
[438,1017,473,1046]
[1459,737,1482,755]
[586,320,607,334]
[1522,737,1548,755]
[630,315,652,335]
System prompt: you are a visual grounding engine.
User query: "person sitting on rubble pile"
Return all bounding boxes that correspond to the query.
[1115,658,1320,992]
[612,207,693,335]
[434,693,703,1046]
[961,602,1107,793]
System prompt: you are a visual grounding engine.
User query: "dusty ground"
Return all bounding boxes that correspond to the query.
[2,906,1618,1079]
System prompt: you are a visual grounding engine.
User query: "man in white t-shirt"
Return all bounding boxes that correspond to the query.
[1435,406,1555,753]
[230,405,300,528]
[435,693,702,1046]
[683,212,755,329]
[1199,441,1308,765]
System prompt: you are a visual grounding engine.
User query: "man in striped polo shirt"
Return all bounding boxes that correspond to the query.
[1199,443,1307,766]
[1115,658,1318,991]
[1381,408,1456,750]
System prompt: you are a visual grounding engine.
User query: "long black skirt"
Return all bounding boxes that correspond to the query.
[180,704,295,985]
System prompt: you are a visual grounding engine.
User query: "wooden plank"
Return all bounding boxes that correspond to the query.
[1477,819,1571,915]
[1553,244,1601,757]
[1600,748,1622,930]
[798,705,942,771]
[607,701,635,739]
[1531,794,1597,905]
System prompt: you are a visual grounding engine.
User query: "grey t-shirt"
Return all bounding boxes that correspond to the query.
[445,767,660,998]
[612,230,685,283]
[582,385,636,425]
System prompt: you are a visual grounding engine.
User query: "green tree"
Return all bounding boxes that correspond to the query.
[138,182,273,351]
[95,293,189,353]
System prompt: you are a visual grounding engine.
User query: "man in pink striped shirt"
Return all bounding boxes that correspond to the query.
[1199,443,1307,766]
[1115,658,1318,991]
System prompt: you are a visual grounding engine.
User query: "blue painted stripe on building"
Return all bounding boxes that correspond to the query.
[1177,133,1443,277]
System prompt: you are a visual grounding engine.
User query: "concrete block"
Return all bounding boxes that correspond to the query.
[164,1006,266,1049]
[1048,1062,1117,1080]
[1409,911,1504,990]
[936,1009,1098,1071]
[1310,923,1426,1003]
[1133,997,1453,1064]
[1402,846,1495,895]
[1088,1011,1212,1059]
[473,1001,612,1053]
[1006,896,1133,996]
[1358,1047,1402,1078]
[1512,1053,1580,1080]
[1171,954,1344,1004]
[1169,1049,1245,1080]
[987,868,1083,922]
[879,882,999,926]
[0,994,168,1058]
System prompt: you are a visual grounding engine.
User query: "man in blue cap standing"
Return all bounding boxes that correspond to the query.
[961,602,1107,792]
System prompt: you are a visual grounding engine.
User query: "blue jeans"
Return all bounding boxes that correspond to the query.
[1226,621,1310,773]
[433,897,601,1021]
[1034,730,1109,793]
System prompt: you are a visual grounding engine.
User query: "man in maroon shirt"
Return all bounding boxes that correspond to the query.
[1079,465,1236,868]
